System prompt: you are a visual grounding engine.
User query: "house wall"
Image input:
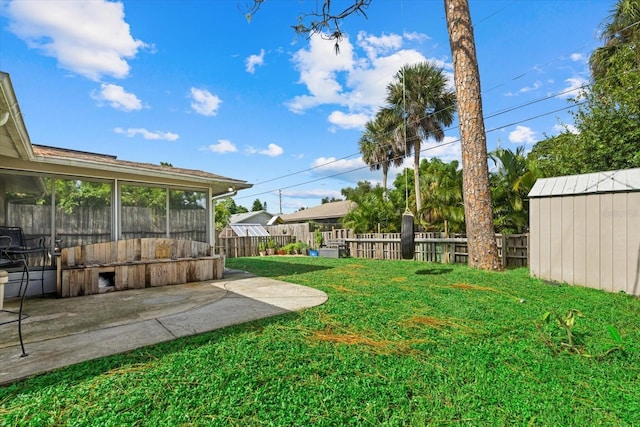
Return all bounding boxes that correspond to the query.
[530,191,640,296]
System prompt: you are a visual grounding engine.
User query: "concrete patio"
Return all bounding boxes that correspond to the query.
[0,269,328,385]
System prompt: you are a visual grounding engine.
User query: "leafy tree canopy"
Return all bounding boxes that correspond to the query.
[321,197,342,204]
[534,0,640,175]
[251,198,265,211]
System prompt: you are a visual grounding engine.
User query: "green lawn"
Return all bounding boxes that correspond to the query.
[2,257,639,426]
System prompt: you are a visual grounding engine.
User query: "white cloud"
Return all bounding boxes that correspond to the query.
[505,81,543,97]
[559,77,588,99]
[6,0,148,80]
[310,156,375,183]
[189,87,222,116]
[283,189,343,199]
[91,83,142,111]
[245,49,265,73]
[403,31,430,43]
[286,30,442,128]
[519,81,542,93]
[114,127,179,141]
[287,33,355,113]
[357,32,403,59]
[244,143,284,157]
[327,111,369,130]
[508,125,537,144]
[419,136,462,163]
[553,123,578,134]
[570,53,585,62]
[206,139,237,153]
[260,143,283,157]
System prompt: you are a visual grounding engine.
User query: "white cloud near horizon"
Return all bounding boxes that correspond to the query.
[283,188,343,200]
[114,127,179,141]
[6,0,148,81]
[206,139,237,153]
[508,125,537,144]
[91,83,142,111]
[189,87,222,116]
[245,49,265,73]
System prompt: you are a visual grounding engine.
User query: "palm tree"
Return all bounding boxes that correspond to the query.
[589,0,640,82]
[489,147,540,234]
[419,158,465,232]
[358,108,405,201]
[386,62,456,220]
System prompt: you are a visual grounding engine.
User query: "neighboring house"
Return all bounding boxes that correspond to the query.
[280,200,356,228]
[229,210,281,227]
[528,168,640,296]
[0,71,252,295]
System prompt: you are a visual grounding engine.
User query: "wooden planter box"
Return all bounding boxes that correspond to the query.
[59,238,223,297]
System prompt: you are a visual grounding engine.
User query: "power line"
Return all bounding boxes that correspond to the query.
[240,81,589,197]
[236,101,584,200]
[238,16,638,201]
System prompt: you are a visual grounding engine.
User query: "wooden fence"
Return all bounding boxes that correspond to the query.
[218,235,293,258]
[265,223,312,246]
[220,229,529,267]
[347,233,529,267]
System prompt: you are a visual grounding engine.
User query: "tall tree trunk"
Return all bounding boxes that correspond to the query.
[382,163,388,202]
[414,139,421,216]
[444,0,501,270]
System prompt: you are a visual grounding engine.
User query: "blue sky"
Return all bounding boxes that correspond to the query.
[1,0,612,213]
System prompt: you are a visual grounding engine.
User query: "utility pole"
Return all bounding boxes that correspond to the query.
[278,189,282,214]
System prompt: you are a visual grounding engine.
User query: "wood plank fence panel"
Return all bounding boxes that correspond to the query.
[220,228,529,267]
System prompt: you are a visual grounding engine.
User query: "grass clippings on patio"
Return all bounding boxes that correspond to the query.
[1,256,639,426]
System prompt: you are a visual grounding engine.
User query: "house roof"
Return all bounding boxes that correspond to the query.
[280,200,356,223]
[0,71,251,196]
[30,144,251,192]
[528,168,640,198]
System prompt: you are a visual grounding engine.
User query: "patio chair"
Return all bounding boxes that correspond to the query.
[0,235,30,357]
[0,226,47,296]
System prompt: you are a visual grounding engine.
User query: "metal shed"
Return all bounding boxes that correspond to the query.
[528,168,640,296]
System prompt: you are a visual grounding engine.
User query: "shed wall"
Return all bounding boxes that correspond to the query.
[530,191,640,296]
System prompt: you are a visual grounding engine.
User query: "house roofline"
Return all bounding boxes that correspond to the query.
[0,71,34,160]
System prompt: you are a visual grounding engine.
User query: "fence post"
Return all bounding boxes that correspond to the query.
[501,234,507,268]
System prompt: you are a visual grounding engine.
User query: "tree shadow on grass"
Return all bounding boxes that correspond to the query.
[226,257,334,278]
[415,268,453,276]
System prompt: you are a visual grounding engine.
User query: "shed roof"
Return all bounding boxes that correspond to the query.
[528,168,640,198]
[227,224,270,237]
[280,200,356,223]
[230,210,275,224]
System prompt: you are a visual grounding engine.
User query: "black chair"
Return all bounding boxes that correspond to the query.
[0,235,30,357]
[0,226,47,297]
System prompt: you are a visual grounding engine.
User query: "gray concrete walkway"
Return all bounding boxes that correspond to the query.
[0,270,327,385]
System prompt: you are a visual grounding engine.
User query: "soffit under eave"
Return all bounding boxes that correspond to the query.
[0,72,34,160]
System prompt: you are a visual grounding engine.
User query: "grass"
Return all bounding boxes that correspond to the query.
[1,256,639,426]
